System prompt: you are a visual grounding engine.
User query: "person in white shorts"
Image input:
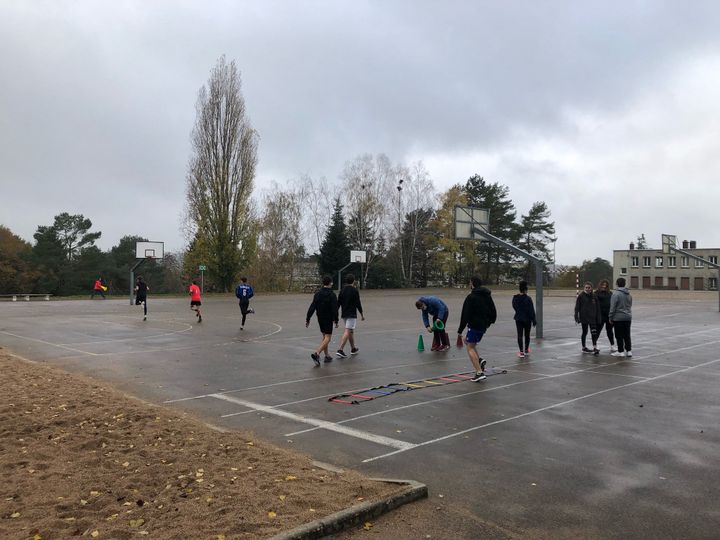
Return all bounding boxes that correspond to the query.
[336,274,364,358]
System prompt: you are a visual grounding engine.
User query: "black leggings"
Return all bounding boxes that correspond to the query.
[597,316,615,345]
[613,320,632,352]
[239,299,250,325]
[581,323,598,348]
[515,321,531,352]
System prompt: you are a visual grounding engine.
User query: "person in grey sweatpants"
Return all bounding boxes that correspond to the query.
[609,277,633,357]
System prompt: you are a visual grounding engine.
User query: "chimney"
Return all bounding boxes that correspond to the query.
[689,240,697,249]
[682,240,689,249]
[629,242,635,250]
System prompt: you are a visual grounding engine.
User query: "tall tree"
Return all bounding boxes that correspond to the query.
[0,226,38,294]
[636,234,648,249]
[579,258,614,287]
[517,201,556,281]
[464,175,517,284]
[318,198,350,285]
[51,213,101,261]
[31,225,66,294]
[185,55,258,291]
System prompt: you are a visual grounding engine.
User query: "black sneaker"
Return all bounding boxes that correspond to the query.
[324,356,333,363]
[311,353,320,366]
[248,308,255,314]
[336,349,348,358]
[480,358,486,372]
[471,372,487,382]
[198,315,202,323]
[350,348,359,355]
[143,316,147,321]
[593,348,600,356]
[582,347,592,354]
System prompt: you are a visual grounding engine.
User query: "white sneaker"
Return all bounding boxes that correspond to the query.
[610,346,617,353]
[626,351,633,357]
[611,351,624,357]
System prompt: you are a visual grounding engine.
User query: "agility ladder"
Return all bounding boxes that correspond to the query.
[328,367,507,405]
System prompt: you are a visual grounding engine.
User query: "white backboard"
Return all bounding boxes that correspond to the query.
[135,241,164,259]
[454,206,489,240]
[350,250,367,263]
[661,234,677,255]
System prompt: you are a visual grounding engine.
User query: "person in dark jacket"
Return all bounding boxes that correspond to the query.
[134,276,149,321]
[512,280,536,358]
[574,281,602,355]
[609,277,633,357]
[336,274,364,358]
[415,295,450,351]
[305,275,339,366]
[457,276,497,381]
[235,276,255,330]
[595,279,616,353]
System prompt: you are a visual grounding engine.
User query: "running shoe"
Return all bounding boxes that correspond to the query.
[198,315,202,323]
[611,351,624,357]
[626,351,633,357]
[593,348,600,356]
[518,351,525,358]
[610,346,617,353]
[525,347,532,354]
[480,358,487,372]
[350,348,359,355]
[471,372,487,382]
[440,345,451,351]
[311,353,320,366]
[323,355,333,363]
[582,347,592,354]
[143,316,147,321]
[336,349,348,358]
[248,308,255,314]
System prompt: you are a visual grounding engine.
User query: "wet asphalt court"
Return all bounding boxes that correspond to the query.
[2,289,719,539]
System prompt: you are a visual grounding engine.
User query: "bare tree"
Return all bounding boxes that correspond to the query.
[341,154,397,285]
[297,174,333,255]
[185,56,258,291]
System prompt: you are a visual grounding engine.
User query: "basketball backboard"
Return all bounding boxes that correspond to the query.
[661,234,677,255]
[135,241,164,259]
[350,250,367,263]
[454,206,489,240]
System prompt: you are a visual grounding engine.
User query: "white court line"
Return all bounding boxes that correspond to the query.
[57,320,194,345]
[361,356,720,463]
[0,330,98,356]
[209,393,416,451]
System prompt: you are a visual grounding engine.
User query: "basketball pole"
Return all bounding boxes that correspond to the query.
[129,259,147,306]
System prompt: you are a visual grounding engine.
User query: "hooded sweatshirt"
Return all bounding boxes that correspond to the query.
[595,289,612,318]
[457,287,497,333]
[609,287,632,322]
[306,287,339,324]
[574,291,602,325]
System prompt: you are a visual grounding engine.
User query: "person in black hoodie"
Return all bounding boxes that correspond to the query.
[512,280,536,358]
[595,279,616,353]
[574,281,602,355]
[306,275,339,366]
[336,274,364,358]
[457,276,497,382]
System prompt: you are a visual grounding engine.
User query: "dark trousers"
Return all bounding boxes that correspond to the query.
[613,320,632,352]
[91,289,105,299]
[597,315,615,345]
[581,323,598,348]
[516,321,531,352]
[136,297,147,315]
[432,311,450,349]
[239,299,249,325]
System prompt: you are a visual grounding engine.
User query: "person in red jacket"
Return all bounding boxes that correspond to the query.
[189,280,202,323]
[91,277,106,299]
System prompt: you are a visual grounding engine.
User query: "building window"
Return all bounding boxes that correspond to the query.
[655,256,663,268]
[709,255,718,265]
[642,256,651,268]
[681,256,689,268]
[695,256,704,268]
[621,267,627,274]
[710,277,718,290]
[631,256,639,268]
[668,256,676,268]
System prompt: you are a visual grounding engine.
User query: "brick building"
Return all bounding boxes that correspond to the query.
[613,240,719,291]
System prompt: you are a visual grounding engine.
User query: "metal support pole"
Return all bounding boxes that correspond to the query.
[535,260,544,339]
[337,262,353,293]
[129,259,146,305]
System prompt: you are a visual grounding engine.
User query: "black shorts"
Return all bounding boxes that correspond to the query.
[190,300,202,307]
[135,297,146,305]
[318,319,334,335]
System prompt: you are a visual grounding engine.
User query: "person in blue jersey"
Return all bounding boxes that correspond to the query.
[235,276,255,330]
[415,295,450,351]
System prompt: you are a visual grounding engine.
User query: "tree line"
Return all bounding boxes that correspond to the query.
[0,55,566,296]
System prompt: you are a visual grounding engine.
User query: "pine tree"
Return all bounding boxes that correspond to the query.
[318,198,350,285]
[517,201,556,281]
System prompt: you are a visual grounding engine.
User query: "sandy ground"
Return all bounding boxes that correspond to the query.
[0,351,403,540]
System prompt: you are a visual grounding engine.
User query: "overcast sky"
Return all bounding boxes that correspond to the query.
[2,1,719,265]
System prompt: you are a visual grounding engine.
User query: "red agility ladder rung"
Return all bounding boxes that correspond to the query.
[439,377,462,382]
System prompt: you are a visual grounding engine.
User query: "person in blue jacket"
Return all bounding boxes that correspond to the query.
[235,276,255,330]
[512,280,536,358]
[415,295,450,351]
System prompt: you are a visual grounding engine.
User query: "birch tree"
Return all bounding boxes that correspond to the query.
[185,56,258,291]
